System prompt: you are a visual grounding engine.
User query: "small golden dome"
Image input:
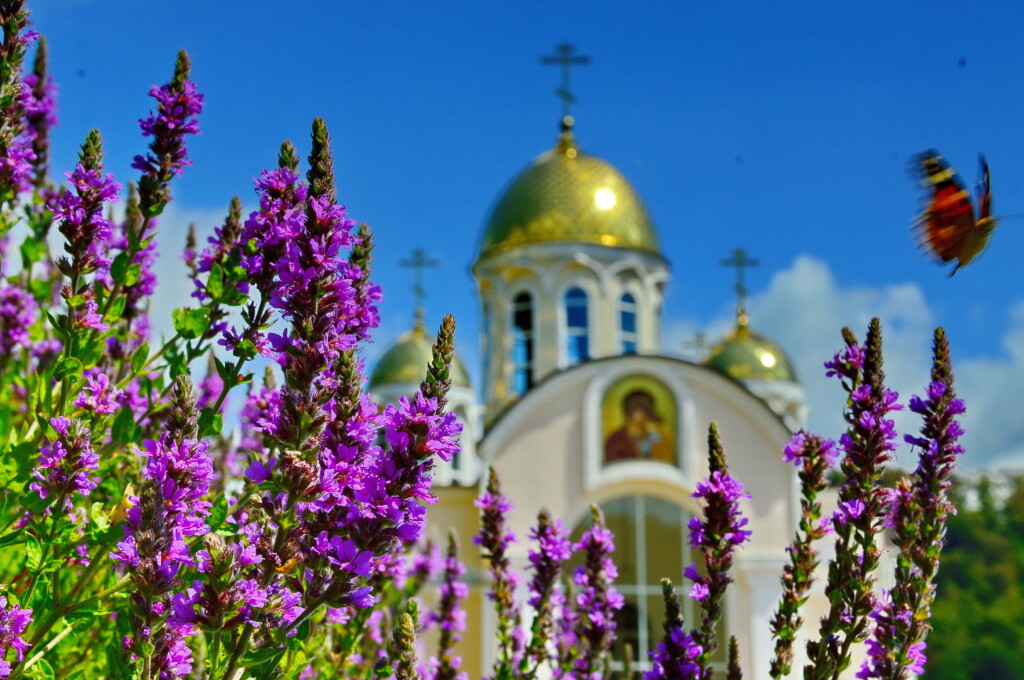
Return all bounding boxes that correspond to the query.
[478,123,661,259]
[369,315,472,391]
[704,324,797,383]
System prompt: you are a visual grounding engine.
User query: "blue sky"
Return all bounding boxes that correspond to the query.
[28,1,1024,470]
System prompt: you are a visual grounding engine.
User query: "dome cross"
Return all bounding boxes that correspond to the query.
[541,43,590,119]
[720,247,760,327]
[400,248,440,315]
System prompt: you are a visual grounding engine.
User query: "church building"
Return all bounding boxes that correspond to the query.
[367,53,814,677]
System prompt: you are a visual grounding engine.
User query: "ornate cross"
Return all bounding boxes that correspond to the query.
[720,248,760,322]
[399,248,439,311]
[541,43,591,119]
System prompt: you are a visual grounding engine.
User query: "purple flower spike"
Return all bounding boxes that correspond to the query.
[0,285,37,364]
[49,132,121,279]
[131,51,204,194]
[645,626,703,680]
[0,595,32,677]
[73,370,124,415]
[570,506,625,680]
[29,416,99,511]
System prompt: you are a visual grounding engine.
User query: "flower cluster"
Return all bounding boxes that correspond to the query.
[856,328,966,680]
[73,370,123,415]
[49,141,121,277]
[770,430,836,679]
[474,469,524,677]
[0,0,38,204]
[29,416,99,511]
[424,532,469,680]
[0,595,32,678]
[569,509,625,680]
[20,36,57,189]
[111,380,214,678]
[647,626,703,680]
[0,284,36,365]
[132,50,204,214]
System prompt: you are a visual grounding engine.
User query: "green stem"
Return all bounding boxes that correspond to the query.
[20,623,73,671]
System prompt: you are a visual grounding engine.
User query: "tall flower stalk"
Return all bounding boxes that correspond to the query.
[805,320,902,680]
[769,431,837,679]
[857,327,965,679]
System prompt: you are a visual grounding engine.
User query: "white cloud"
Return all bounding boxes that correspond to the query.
[666,255,1024,472]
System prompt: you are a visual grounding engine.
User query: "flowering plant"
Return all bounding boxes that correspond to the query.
[0,1,966,678]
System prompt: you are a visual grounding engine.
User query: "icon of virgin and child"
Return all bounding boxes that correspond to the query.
[602,380,675,464]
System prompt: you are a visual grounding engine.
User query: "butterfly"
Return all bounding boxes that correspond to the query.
[911,149,998,276]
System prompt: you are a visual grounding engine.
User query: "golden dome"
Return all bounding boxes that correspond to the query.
[704,322,797,383]
[478,121,661,259]
[369,316,472,391]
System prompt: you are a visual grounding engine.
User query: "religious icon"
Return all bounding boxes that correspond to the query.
[602,375,676,464]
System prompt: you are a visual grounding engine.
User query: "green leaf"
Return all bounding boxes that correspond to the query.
[104,295,127,324]
[110,252,132,285]
[89,502,111,533]
[111,408,139,445]
[72,337,105,369]
[0,459,17,485]
[131,342,150,374]
[53,356,83,382]
[28,278,54,303]
[25,533,42,570]
[172,307,210,340]
[208,494,228,533]
[19,236,48,268]
[124,262,142,287]
[207,263,225,299]
[198,408,223,437]
[234,338,258,361]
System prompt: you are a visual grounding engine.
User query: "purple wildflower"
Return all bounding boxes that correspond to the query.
[475,470,524,677]
[570,507,625,680]
[859,328,965,680]
[50,155,121,275]
[131,51,204,202]
[73,370,124,415]
[806,321,906,680]
[21,36,58,189]
[240,165,307,296]
[0,595,32,678]
[0,0,36,204]
[425,534,469,680]
[522,511,571,674]
[686,425,751,675]
[0,284,36,364]
[645,626,703,680]
[0,137,33,199]
[770,431,833,679]
[29,416,99,511]
[782,430,839,468]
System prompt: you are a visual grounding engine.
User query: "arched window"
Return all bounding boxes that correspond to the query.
[571,496,727,675]
[512,292,534,394]
[620,293,638,354]
[564,287,590,365]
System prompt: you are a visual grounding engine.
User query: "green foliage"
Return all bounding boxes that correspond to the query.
[927,476,1024,679]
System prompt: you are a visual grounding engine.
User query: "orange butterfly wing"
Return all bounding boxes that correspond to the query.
[912,150,988,266]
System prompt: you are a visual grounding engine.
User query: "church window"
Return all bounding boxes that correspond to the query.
[564,287,590,365]
[571,496,727,675]
[512,292,535,394]
[620,293,638,354]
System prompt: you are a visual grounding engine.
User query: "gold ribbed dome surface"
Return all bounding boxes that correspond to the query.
[704,324,797,383]
[478,127,660,259]
[369,320,472,390]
